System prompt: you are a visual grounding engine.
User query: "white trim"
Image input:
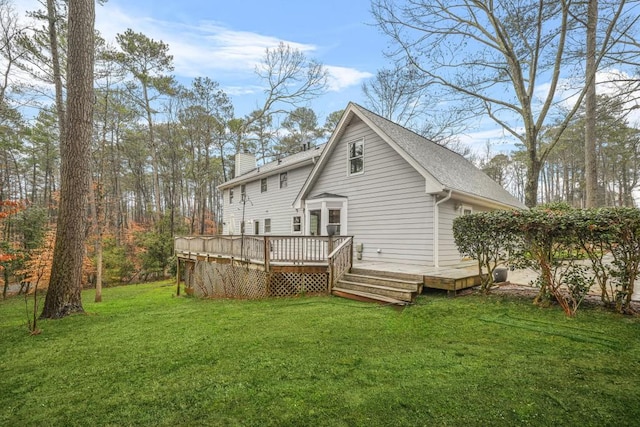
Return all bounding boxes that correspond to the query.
[347,137,364,176]
[279,172,288,189]
[433,189,452,268]
[291,215,302,234]
[304,197,348,236]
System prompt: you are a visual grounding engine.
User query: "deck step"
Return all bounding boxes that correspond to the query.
[342,273,422,291]
[336,280,416,302]
[349,267,422,282]
[332,288,409,306]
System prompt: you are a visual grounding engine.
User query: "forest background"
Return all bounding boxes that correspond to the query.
[1,0,640,299]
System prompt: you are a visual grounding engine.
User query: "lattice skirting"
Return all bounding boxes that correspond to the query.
[183,259,328,299]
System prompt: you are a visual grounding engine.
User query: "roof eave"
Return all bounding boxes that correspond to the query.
[218,155,319,190]
[433,188,526,210]
[293,105,357,207]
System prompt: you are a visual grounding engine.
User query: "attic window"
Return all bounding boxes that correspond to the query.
[229,189,234,204]
[348,138,364,175]
[280,172,288,188]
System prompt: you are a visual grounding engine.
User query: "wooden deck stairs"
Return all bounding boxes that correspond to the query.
[332,267,423,306]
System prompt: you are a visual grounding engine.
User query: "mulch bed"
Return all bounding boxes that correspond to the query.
[457,281,640,314]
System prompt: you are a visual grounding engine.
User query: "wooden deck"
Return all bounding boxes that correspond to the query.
[351,260,484,293]
[174,235,485,297]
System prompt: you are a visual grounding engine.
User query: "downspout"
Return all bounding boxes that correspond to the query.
[433,189,452,268]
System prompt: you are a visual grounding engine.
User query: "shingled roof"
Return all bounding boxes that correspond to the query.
[218,144,325,190]
[296,102,525,210]
[352,103,525,208]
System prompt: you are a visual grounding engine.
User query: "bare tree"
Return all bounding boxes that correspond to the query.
[585,0,599,207]
[40,0,94,319]
[362,62,427,127]
[230,42,328,168]
[253,42,328,119]
[372,0,635,206]
[0,0,25,106]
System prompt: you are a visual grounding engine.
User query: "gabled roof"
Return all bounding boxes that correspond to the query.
[218,144,326,190]
[295,102,525,209]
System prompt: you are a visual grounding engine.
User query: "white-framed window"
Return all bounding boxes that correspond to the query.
[240,184,246,199]
[292,216,301,232]
[264,218,271,234]
[348,138,364,175]
[254,220,260,235]
[261,178,267,193]
[229,188,234,204]
[280,172,288,188]
[328,209,341,235]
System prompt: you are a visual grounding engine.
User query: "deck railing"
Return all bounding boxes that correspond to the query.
[174,235,351,269]
[328,236,354,290]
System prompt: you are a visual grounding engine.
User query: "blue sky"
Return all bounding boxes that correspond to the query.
[20,0,388,123]
[16,0,639,157]
[13,0,547,154]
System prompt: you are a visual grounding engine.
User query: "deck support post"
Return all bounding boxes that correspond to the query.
[264,236,270,272]
[176,257,181,296]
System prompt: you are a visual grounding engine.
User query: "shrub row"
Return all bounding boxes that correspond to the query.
[453,203,640,316]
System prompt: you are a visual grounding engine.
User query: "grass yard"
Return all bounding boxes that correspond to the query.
[1,282,639,426]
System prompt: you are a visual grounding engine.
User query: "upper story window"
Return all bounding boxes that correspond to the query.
[261,178,267,193]
[240,184,246,199]
[348,138,364,175]
[280,172,288,189]
[229,189,234,204]
[264,218,271,234]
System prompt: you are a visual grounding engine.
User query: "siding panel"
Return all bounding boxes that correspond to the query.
[437,200,491,266]
[310,119,434,265]
[222,164,312,235]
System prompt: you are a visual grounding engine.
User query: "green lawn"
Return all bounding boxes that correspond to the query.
[1,282,639,426]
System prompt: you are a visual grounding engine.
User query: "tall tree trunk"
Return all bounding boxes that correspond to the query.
[524,150,541,208]
[88,176,103,302]
[41,0,95,319]
[46,0,65,143]
[585,0,598,207]
[143,83,163,225]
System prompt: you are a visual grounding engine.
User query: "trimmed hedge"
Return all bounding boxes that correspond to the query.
[454,204,640,315]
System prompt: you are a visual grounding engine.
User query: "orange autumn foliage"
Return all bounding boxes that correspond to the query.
[0,201,25,284]
[18,229,96,293]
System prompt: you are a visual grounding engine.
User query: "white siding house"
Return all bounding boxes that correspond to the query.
[218,103,525,268]
[218,145,324,237]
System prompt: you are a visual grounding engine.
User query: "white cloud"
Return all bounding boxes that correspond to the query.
[325,65,373,91]
[14,0,373,94]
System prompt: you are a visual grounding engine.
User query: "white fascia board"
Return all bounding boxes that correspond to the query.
[293,106,356,208]
[218,156,317,191]
[434,188,526,211]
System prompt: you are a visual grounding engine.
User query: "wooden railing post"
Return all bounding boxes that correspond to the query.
[328,254,334,292]
[350,239,354,267]
[264,236,270,272]
[327,236,334,259]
